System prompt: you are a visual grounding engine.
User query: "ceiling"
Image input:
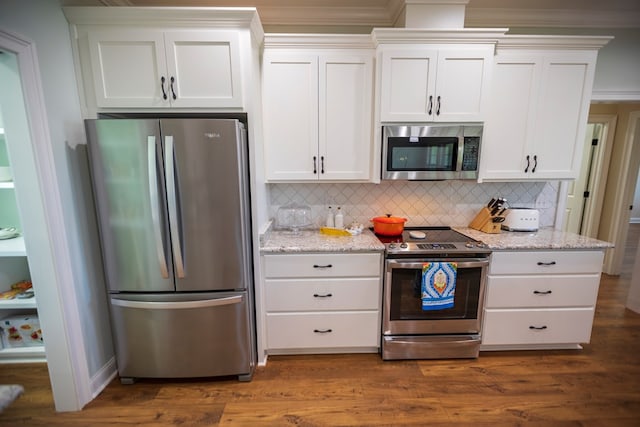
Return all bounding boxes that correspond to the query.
[61,0,640,30]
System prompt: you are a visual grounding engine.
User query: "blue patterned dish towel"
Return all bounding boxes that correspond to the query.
[421,262,457,310]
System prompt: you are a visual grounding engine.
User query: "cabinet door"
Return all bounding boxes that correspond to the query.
[319,55,373,180]
[479,54,540,180]
[434,48,493,122]
[88,30,168,108]
[164,31,243,108]
[263,53,319,181]
[379,48,438,122]
[530,53,596,179]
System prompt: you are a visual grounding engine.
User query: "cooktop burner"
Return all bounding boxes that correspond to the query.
[373,226,490,257]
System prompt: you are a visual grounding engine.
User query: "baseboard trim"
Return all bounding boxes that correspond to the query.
[90,357,117,400]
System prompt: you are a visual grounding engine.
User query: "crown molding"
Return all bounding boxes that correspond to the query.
[264,33,374,49]
[495,35,614,51]
[372,27,507,45]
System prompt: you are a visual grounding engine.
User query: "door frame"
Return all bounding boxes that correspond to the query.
[556,113,616,237]
[0,28,91,411]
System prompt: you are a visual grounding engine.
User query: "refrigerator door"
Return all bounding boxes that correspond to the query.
[160,119,251,292]
[109,292,253,380]
[86,119,175,292]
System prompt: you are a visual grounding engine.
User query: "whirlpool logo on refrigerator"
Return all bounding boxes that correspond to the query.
[204,132,222,140]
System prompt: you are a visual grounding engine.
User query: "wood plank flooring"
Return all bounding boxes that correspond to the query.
[2,227,640,426]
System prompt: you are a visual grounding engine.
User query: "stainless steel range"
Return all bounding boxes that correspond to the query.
[376,227,491,360]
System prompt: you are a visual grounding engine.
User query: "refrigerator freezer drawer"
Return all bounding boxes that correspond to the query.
[109,292,253,380]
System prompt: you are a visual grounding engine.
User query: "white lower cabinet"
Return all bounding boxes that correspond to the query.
[263,252,382,354]
[481,250,604,350]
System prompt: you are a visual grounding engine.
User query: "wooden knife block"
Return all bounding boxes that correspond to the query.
[469,207,501,234]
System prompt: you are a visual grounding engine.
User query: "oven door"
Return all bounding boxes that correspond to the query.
[383,258,488,336]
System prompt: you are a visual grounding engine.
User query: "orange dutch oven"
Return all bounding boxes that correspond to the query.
[371,214,407,236]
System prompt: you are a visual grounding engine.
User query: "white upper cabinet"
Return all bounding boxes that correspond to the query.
[263,38,374,182]
[479,36,610,181]
[87,30,242,108]
[379,46,493,123]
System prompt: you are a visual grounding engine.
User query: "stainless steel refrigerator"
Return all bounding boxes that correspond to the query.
[85,118,255,383]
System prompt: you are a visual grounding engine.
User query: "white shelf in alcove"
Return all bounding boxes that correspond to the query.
[0,346,46,363]
[0,236,26,256]
[0,181,15,189]
[0,296,37,310]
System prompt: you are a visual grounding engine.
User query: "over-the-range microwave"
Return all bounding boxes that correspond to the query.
[381,124,483,180]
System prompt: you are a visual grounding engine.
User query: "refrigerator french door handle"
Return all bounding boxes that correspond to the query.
[111,295,244,310]
[164,135,185,278]
[147,137,169,278]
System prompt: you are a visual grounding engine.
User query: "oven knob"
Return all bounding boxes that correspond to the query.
[389,243,397,249]
[400,242,408,249]
[476,242,487,248]
[465,242,474,248]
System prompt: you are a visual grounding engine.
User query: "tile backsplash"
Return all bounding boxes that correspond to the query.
[269,181,559,229]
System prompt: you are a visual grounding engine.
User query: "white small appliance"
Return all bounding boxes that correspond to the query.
[502,208,539,232]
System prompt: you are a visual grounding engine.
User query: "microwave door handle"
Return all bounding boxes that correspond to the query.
[456,132,465,173]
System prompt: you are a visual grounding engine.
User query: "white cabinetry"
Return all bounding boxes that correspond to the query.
[263,252,382,354]
[86,30,242,108]
[262,35,374,182]
[481,250,604,350]
[379,46,493,122]
[479,36,610,181]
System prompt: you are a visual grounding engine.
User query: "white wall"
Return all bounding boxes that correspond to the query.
[631,173,640,222]
[0,0,113,387]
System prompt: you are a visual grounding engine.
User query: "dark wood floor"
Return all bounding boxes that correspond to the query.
[2,227,640,426]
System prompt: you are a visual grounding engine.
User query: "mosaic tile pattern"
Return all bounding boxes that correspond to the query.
[269,181,559,228]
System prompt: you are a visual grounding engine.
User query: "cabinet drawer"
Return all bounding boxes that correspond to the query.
[482,308,595,345]
[489,251,604,275]
[485,274,600,308]
[264,253,381,278]
[266,312,379,349]
[265,278,380,311]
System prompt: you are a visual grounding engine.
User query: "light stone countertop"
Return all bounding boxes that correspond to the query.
[260,228,385,253]
[455,227,614,251]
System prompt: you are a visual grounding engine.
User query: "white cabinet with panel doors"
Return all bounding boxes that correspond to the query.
[378,46,493,123]
[481,250,604,351]
[262,38,374,182]
[85,30,242,109]
[263,252,382,354]
[479,36,610,181]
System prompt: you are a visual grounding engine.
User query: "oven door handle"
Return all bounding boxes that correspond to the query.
[386,259,490,270]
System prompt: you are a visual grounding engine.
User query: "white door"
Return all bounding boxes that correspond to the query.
[88,30,168,108]
[379,48,438,122]
[531,53,595,179]
[319,55,373,181]
[164,31,243,108]
[479,54,540,180]
[564,124,596,233]
[263,53,319,181]
[434,48,492,122]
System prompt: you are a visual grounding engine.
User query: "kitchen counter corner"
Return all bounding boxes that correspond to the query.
[455,227,615,250]
[260,228,385,253]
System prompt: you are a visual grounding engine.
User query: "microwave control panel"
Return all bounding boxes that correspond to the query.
[461,137,480,171]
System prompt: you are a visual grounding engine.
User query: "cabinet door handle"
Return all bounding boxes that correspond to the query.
[313,293,333,298]
[170,76,177,100]
[436,95,441,116]
[533,290,553,295]
[313,156,317,174]
[537,261,557,266]
[313,264,333,269]
[524,155,530,173]
[428,95,433,115]
[161,76,168,100]
[321,156,325,174]
[529,325,548,331]
[532,155,538,173]
[313,329,333,333]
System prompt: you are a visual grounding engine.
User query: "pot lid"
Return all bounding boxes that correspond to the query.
[371,214,407,224]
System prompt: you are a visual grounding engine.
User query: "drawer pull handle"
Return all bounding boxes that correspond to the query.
[313,264,333,269]
[533,290,553,295]
[537,261,557,266]
[313,293,333,298]
[529,325,548,331]
[313,329,332,333]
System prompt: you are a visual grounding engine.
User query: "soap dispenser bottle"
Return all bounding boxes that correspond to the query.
[325,206,334,227]
[334,207,344,229]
